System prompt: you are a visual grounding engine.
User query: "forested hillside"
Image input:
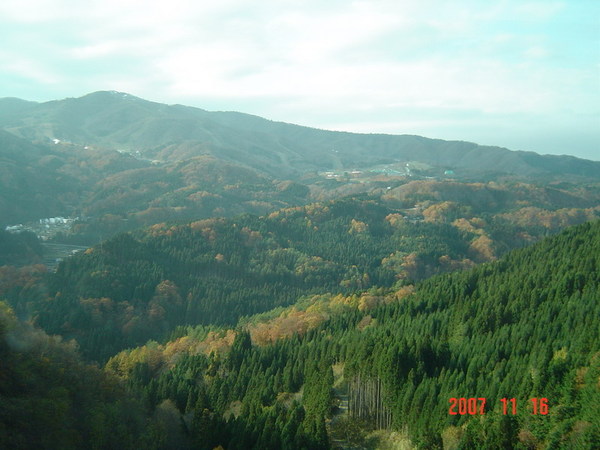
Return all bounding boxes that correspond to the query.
[2,92,599,246]
[0,127,311,235]
[6,194,592,364]
[0,302,153,449]
[1,210,598,447]
[26,199,473,361]
[0,229,43,266]
[103,219,600,449]
[1,91,599,448]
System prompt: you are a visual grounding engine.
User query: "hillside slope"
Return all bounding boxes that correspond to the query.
[0,127,311,231]
[7,193,595,363]
[104,219,600,449]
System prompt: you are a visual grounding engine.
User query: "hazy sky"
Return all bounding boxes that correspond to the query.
[1,0,598,160]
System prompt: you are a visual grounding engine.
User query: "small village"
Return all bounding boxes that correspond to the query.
[5,216,79,241]
[318,161,454,182]
[5,217,87,270]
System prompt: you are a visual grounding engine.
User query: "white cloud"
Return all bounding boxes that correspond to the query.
[523,45,550,59]
[0,52,63,84]
[0,0,597,158]
[515,1,565,21]
[0,0,86,23]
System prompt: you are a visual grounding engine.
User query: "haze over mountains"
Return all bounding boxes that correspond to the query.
[1,90,598,180]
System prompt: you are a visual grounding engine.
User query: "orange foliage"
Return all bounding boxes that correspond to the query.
[197,329,237,355]
[357,294,384,312]
[348,219,368,234]
[393,285,415,300]
[147,222,169,237]
[122,316,142,337]
[163,336,196,364]
[385,213,404,228]
[187,191,222,202]
[423,201,458,223]
[250,306,330,346]
[401,252,420,280]
[452,218,481,234]
[469,235,496,262]
[153,280,182,304]
[500,207,599,231]
[190,218,225,233]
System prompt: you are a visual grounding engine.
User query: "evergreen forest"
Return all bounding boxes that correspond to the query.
[1,202,598,448]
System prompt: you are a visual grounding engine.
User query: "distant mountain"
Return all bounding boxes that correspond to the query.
[1,91,598,179]
[0,129,147,224]
[0,128,311,234]
[2,91,599,245]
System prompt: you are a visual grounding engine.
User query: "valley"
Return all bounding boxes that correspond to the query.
[40,242,87,271]
[0,92,598,449]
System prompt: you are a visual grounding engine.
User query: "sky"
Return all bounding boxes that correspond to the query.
[1,0,599,160]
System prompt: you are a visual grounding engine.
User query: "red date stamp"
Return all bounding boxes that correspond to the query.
[448,397,487,415]
[449,397,549,415]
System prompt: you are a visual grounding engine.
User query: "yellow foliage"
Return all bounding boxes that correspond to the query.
[356,315,374,331]
[394,285,415,300]
[249,306,329,345]
[79,297,114,325]
[452,218,478,234]
[348,219,368,234]
[575,367,588,389]
[517,430,538,448]
[469,235,496,262]
[500,206,599,231]
[358,294,383,312]
[197,329,237,355]
[553,347,568,361]
[0,300,17,330]
[402,252,420,280]
[105,341,166,379]
[329,293,359,309]
[381,251,407,278]
[385,213,404,227]
[164,336,197,364]
[441,426,463,450]
[423,201,458,223]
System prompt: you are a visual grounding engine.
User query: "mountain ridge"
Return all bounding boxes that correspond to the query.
[1,90,598,179]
